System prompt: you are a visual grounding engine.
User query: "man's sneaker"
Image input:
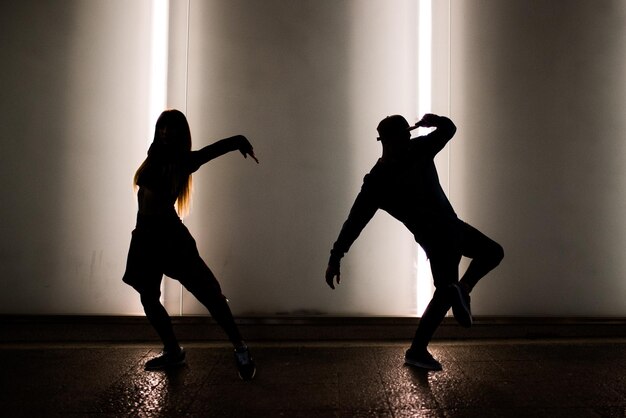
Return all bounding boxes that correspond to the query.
[234,346,256,381]
[449,283,473,328]
[404,348,442,371]
[145,347,186,370]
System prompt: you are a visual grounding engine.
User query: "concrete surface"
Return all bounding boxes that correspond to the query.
[1,339,625,417]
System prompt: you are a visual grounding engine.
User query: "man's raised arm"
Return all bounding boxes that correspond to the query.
[413,114,457,157]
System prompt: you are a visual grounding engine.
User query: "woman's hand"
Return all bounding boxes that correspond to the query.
[238,135,259,164]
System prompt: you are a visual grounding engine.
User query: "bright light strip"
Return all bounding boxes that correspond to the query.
[149,0,169,141]
[416,0,434,316]
[418,0,432,118]
[149,0,170,307]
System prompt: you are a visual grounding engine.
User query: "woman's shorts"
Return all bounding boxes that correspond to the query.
[122,215,221,296]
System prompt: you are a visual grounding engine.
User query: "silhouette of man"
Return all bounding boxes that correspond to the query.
[325,113,504,370]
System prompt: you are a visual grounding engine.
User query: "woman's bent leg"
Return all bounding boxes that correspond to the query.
[177,260,244,346]
[140,292,180,352]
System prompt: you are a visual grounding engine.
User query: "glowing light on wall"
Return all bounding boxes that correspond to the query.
[416,0,435,316]
[418,0,432,119]
[149,0,170,308]
[149,0,169,138]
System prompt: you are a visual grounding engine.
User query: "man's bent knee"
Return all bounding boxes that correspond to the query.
[489,242,504,267]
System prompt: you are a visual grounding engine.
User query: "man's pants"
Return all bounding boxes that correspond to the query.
[412,221,504,349]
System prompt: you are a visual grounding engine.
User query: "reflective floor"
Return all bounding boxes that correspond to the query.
[1,339,625,417]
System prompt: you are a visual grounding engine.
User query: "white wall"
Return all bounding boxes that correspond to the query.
[0,0,150,314]
[449,0,626,315]
[0,0,624,317]
[171,0,419,316]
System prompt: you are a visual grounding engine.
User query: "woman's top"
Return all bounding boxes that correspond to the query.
[135,135,246,219]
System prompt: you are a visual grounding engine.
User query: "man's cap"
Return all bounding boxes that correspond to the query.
[376,115,418,140]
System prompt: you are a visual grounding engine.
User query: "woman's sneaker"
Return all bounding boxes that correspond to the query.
[145,347,186,370]
[449,283,473,328]
[404,348,442,371]
[234,346,256,381]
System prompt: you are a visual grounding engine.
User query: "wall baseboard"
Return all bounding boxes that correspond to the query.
[1,315,624,343]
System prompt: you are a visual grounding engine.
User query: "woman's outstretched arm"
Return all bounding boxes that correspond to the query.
[189,135,258,172]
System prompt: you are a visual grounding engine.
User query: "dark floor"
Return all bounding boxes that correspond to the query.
[1,339,625,417]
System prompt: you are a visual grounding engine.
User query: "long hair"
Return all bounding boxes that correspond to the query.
[134,109,193,216]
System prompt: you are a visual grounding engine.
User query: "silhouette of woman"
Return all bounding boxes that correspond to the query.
[123,109,258,380]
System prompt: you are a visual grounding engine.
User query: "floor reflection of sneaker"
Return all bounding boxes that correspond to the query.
[404,348,442,371]
[145,347,186,371]
[449,283,473,328]
[234,346,256,381]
